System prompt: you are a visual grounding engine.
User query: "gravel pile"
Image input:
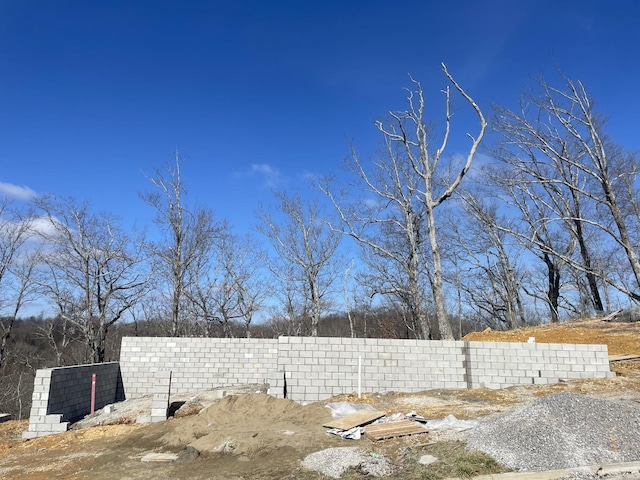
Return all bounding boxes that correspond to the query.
[466,392,640,472]
[300,447,392,478]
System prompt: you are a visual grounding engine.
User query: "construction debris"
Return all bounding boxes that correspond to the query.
[323,407,478,441]
[323,410,386,430]
[609,354,640,363]
[325,401,376,418]
[601,307,640,323]
[326,426,363,440]
[423,414,479,432]
[364,420,428,441]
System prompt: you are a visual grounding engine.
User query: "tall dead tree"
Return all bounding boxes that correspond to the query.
[322,64,486,339]
[140,153,219,336]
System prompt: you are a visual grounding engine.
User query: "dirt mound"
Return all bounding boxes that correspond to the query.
[198,393,318,427]
[161,393,338,456]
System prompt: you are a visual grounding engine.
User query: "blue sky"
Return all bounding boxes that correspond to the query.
[2,0,640,235]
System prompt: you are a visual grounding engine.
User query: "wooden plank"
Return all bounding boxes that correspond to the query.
[141,453,179,463]
[609,354,640,362]
[364,420,428,441]
[323,410,386,430]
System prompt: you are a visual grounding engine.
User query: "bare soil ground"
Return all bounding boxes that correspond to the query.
[1,318,639,480]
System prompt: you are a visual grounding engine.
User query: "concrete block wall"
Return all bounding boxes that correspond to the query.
[21,337,616,438]
[270,337,467,403]
[119,337,278,398]
[150,370,172,422]
[23,362,123,438]
[118,336,615,403]
[465,341,614,389]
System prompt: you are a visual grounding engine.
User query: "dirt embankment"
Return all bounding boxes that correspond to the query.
[462,318,640,377]
[462,318,640,355]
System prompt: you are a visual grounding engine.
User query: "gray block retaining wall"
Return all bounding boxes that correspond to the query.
[24,337,614,438]
[118,336,615,403]
[270,337,467,402]
[464,341,612,389]
[119,337,279,397]
[23,362,123,438]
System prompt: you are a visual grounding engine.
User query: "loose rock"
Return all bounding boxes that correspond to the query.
[301,447,392,478]
[467,392,640,472]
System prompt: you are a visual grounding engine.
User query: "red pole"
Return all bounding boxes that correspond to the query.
[90,373,96,414]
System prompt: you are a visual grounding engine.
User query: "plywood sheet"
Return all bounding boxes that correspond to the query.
[609,354,640,362]
[323,410,386,430]
[364,420,428,441]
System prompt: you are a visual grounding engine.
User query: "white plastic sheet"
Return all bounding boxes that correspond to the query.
[424,414,479,431]
[325,402,375,419]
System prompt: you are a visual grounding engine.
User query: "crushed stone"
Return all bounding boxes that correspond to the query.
[300,447,393,478]
[466,392,640,472]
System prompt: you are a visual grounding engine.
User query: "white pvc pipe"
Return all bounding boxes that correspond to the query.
[358,355,362,398]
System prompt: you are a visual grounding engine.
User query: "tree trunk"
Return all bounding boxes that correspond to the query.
[427,208,454,339]
[543,253,561,323]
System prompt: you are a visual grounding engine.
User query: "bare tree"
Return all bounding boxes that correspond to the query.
[451,194,527,329]
[343,259,357,338]
[258,191,342,337]
[265,263,311,336]
[480,165,578,322]
[0,200,39,369]
[492,72,640,304]
[322,127,434,339]
[322,64,486,339]
[140,153,219,336]
[34,195,149,363]
[229,234,267,338]
[185,226,266,338]
[36,315,77,366]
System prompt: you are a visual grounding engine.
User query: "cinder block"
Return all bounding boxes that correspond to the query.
[151,408,167,418]
[45,414,63,424]
[48,422,70,433]
[22,430,42,439]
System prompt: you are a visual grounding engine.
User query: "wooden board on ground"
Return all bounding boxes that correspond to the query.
[141,453,179,463]
[323,410,386,430]
[609,354,640,362]
[364,420,428,441]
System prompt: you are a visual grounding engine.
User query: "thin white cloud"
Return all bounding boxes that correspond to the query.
[29,216,59,237]
[250,163,282,188]
[0,181,37,200]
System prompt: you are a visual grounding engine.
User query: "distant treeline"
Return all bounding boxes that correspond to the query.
[0,308,487,419]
